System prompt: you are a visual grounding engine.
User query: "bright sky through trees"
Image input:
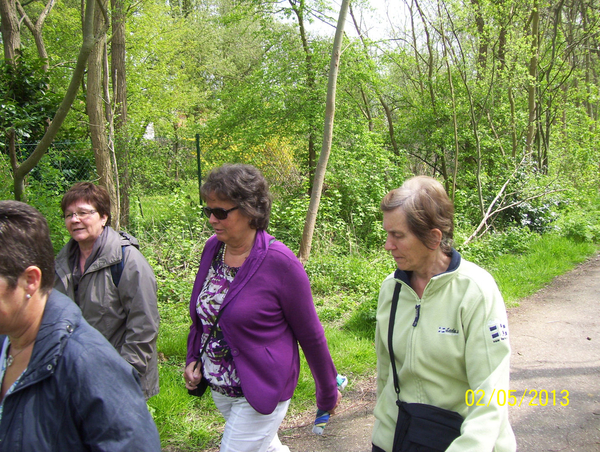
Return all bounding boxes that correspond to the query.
[306,0,408,39]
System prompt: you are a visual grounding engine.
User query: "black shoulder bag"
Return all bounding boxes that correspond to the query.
[188,305,227,397]
[387,282,464,452]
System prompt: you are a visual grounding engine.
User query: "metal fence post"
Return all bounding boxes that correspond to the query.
[196,133,201,205]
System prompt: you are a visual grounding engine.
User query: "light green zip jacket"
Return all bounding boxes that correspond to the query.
[372,250,516,452]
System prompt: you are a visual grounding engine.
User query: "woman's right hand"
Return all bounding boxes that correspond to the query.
[184,361,202,390]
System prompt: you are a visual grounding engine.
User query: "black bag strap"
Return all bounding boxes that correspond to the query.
[388,282,403,399]
[192,306,226,372]
[193,237,277,372]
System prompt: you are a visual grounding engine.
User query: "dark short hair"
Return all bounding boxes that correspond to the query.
[0,200,55,293]
[201,164,272,230]
[381,176,454,255]
[61,182,111,224]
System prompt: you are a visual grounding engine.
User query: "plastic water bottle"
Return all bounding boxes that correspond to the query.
[312,374,348,435]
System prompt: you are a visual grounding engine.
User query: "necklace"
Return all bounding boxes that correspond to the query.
[6,343,31,367]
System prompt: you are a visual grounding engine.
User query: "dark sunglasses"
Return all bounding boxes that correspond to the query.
[203,206,239,220]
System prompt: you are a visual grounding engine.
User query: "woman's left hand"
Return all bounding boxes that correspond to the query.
[184,361,201,390]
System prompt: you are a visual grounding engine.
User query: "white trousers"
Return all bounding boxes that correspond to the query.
[212,390,291,452]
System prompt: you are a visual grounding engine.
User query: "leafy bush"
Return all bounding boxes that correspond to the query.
[269,195,310,250]
[30,144,96,192]
[129,139,197,195]
[457,226,536,267]
[0,154,12,199]
[304,250,395,338]
[327,134,408,249]
[553,197,600,243]
[0,52,60,145]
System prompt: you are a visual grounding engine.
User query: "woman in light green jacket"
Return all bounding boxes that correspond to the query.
[372,176,516,452]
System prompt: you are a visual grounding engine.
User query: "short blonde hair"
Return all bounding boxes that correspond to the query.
[381,176,454,254]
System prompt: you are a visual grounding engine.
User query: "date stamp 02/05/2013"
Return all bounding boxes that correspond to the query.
[465,389,570,407]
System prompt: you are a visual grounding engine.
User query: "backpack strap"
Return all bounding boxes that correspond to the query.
[110,245,127,287]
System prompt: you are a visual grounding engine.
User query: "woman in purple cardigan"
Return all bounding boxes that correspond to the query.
[184,164,340,452]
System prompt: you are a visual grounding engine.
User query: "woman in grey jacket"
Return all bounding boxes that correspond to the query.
[54,182,159,399]
[0,200,160,451]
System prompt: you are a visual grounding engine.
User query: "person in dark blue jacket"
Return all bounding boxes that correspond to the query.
[0,200,161,452]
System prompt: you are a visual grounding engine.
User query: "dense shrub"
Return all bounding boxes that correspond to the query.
[456,226,536,266]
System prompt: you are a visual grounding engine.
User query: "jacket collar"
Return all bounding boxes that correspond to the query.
[394,248,462,289]
[193,229,274,311]
[56,226,124,276]
[206,229,273,310]
[9,291,80,390]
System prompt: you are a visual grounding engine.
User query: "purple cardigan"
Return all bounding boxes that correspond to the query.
[186,230,338,414]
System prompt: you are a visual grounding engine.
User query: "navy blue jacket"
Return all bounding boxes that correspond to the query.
[0,290,161,451]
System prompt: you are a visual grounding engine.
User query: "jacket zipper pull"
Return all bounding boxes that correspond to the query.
[412,304,421,327]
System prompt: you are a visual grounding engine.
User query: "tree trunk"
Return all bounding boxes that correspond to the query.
[297,0,349,263]
[289,0,318,192]
[0,0,21,63]
[17,0,55,71]
[11,0,98,200]
[111,0,130,227]
[471,0,487,78]
[87,0,119,227]
[526,2,539,159]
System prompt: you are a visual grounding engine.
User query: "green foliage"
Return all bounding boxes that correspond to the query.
[457,226,536,266]
[269,134,408,251]
[0,154,12,198]
[130,190,210,309]
[552,194,600,244]
[269,195,310,249]
[305,250,391,297]
[4,144,94,252]
[326,133,408,248]
[25,178,71,253]
[305,250,394,339]
[559,220,600,244]
[29,144,96,191]
[129,139,198,195]
[0,53,59,145]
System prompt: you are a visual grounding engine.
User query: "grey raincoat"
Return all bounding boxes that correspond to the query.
[54,226,159,398]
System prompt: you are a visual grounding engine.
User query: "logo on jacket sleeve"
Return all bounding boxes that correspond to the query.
[488,319,509,343]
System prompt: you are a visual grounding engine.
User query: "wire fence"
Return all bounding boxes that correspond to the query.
[8,135,304,205]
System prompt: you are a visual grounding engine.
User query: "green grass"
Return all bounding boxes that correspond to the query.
[485,233,598,306]
[148,363,222,451]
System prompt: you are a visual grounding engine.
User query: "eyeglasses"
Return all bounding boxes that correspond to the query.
[203,206,238,220]
[64,210,97,221]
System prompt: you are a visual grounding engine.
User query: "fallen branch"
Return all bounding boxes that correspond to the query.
[462,159,564,247]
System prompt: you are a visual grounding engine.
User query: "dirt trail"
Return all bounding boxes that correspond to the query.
[281,252,600,452]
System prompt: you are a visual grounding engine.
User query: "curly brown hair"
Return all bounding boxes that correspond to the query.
[201,164,272,230]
